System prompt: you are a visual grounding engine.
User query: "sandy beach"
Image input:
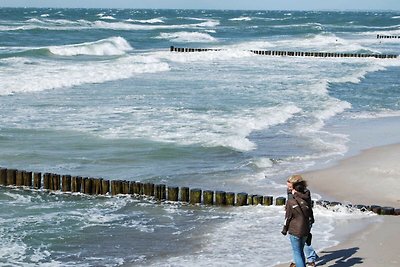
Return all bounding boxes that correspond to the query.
[275,143,400,267]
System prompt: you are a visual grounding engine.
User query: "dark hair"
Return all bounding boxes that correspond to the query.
[293,181,306,193]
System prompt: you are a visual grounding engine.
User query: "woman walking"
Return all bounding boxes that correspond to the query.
[281,175,314,267]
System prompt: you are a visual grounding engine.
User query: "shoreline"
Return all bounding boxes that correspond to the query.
[306,143,400,208]
[275,143,400,267]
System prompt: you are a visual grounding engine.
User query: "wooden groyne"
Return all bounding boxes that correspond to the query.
[377,34,400,39]
[169,46,398,59]
[0,167,398,215]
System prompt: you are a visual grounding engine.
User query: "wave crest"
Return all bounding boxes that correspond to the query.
[48,36,133,56]
[157,31,217,43]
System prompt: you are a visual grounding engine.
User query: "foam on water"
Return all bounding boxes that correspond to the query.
[99,15,116,20]
[229,16,252,21]
[48,36,133,56]
[0,54,170,95]
[156,31,218,43]
[0,17,219,32]
[101,105,301,152]
[1,8,400,266]
[347,109,400,119]
[272,33,380,53]
[146,205,375,267]
[127,18,165,24]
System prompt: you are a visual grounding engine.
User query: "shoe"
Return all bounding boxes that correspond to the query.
[289,263,296,267]
[306,262,316,267]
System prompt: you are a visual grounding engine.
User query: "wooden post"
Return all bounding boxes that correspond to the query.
[155,184,161,200]
[24,171,32,187]
[247,194,254,205]
[6,169,17,186]
[144,183,155,196]
[116,180,123,195]
[33,172,41,189]
[51,173,60,191]
[0,168,7,185]
[190,188,202,204]
[215,191,226,205]
[381,207,394,215]
[43,173,51,190]
[203,190,214,205]
[276,197,286,206]
[133,182,142,195]
[370,205,381,214]
[129,181,136,194]
[236,192,248,206]
[160,184,166,200]
[111,180,122,196]
[49,173,54,190]
[180,187,189,202]
[355,204,368,211]
[226,192,235,206]
[101,179,110,195]
[154,184,166,200]
[62,175,72,192]
[71,176,82,193]
[111,180,117,195]
[263,196,273,206]
[16,170,24,186]
[83,178,93,195]
[167,186,179,201]
[55,174,61,191]
[253,195,263,205]
[122,180,130,194]
[93,178,103,195]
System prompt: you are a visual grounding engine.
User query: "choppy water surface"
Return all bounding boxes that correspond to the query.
[0,8,398,266]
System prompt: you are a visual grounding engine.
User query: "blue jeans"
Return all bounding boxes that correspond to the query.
[289,234,307,267]
[305,244,318,263]
[305,226,318,263]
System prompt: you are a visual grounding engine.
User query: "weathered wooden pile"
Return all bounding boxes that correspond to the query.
[0,167,398,215]
[170,46,398,59]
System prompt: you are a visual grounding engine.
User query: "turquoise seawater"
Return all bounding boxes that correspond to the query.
[0,8,399,266]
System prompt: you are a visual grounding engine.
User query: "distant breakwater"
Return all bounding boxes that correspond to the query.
[377,34,400,39]
[170,46,398,59]
[0,167,399,216]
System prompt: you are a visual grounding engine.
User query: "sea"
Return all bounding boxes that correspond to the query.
[0,7,399,267]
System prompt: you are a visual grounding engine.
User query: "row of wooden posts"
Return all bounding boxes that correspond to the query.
[169,46,398,59]
[377,34,400,39]
[0,167,399,215]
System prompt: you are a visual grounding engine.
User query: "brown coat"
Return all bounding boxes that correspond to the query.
[283,195,312,238]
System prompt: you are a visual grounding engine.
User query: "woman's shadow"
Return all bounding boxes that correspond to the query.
[316,247,363,266]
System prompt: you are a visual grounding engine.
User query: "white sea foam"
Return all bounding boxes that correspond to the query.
[0,54,170,95]
[330,62,387,84]
[101,105,301,151]
[48,36,133,56]
[148,205,373,267]
[92,19,219,31]
[126,18,165,24]
[347,109,400,119]
[2,18,219,32]
[156,31,217,43]
[99,15,116,20]
[4,191,33,203]
[273,34,380,53]
[229,16,252,21]
[252,157,274,169]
